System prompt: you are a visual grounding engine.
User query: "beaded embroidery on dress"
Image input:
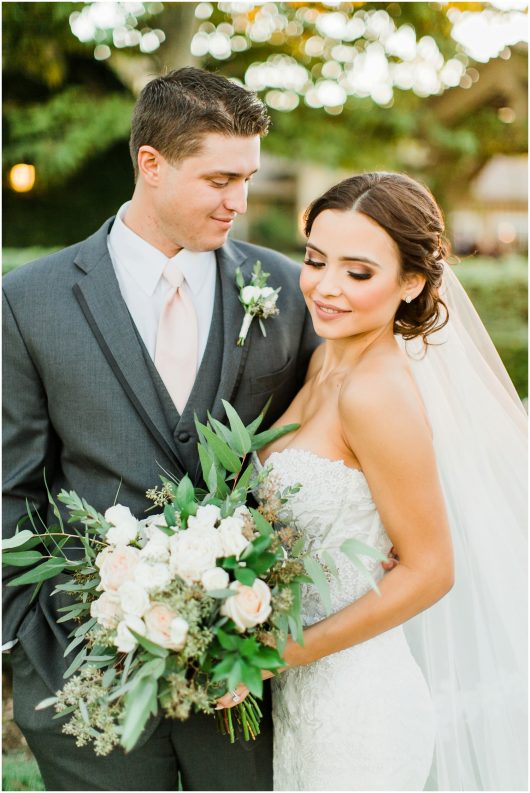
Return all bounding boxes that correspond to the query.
[257,449,435,792]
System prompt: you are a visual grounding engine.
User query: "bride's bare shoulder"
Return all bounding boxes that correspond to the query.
[339,351,428,435]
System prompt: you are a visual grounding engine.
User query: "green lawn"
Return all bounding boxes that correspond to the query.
[2,752,44,791]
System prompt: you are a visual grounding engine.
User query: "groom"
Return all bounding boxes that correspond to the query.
[2,67,318,791]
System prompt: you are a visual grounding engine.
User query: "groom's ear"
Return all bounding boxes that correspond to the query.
[137,145,163,186]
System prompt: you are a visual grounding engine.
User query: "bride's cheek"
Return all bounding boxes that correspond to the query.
[299,267,317,298]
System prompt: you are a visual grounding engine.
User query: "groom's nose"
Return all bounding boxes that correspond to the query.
[223,180,248,215]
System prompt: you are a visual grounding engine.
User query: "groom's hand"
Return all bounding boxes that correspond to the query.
[382,546,400,571]
[215,683,250,709]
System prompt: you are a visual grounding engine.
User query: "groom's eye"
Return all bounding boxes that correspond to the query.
[210,180,229,188]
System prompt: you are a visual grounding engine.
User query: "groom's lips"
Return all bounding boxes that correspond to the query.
[211,216,234,229]
[313,299,351,320]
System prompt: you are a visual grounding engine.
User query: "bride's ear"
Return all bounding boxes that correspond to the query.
[402,272,427,303]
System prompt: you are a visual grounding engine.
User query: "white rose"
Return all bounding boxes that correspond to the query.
[99,546,141,592]
[139,529,171,563]
[90,591,122,629]
[133,561,172,593]
[188,504,221,532]
[95,546,112,569]
[138,513,168,546]
[218,516,249,559]
[241,285,261,304]
[220,580,272,632]
[260,287,275,298]
[169,528,223,583]
[117,581,150,618]
[170,617,189,650]
[106,522,139,546]
[105,504,136,526]
[115,616,146,654]
[201,566,230,592]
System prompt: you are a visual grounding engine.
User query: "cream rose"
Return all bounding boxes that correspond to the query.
[187,504,221,532]
[115,616,146,654]
[138,513,168,546]
[241,285,261,304]
[201,566,229,592]
[169,527,223,583]
[105,505,139,546]
[133,561,172,593]
[99,546,141,592]
[139,528,171,563]
[144,604,188,650]
[90,591,123,629]
[117,581,150,618]
[218,516,249,559]
[220,579,272,632]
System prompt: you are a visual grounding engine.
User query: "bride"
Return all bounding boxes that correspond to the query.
[249,172,526,790]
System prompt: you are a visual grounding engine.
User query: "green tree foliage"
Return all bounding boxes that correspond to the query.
[3,2,527,196]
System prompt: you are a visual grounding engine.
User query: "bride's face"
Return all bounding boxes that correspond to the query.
[300,208,410,341]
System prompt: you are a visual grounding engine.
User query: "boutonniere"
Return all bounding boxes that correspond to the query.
[235,260,281,347]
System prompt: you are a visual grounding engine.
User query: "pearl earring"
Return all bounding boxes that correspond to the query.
[404,295,413,304]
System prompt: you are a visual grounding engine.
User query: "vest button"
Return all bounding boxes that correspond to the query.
[177,431,191,443]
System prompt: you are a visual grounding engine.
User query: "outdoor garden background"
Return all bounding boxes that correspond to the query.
[2,2,528,790]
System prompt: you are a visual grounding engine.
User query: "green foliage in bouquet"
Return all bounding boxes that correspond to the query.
[3,399,384,755]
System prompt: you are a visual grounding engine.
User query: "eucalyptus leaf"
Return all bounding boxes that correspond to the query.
[304,557,332,616]
[63,646,87,678]
[2,550,44,567]
[2,530,39,551]
[340,537,388,562]
[234,567,257,586]
[128,629,169,659]
[7,557,66,586]
[120,677,158,752]
[251,423,300,452]
[248,508,272,536]
[195,420,242,473]
[35,696,58,711]
[221,400,252,455]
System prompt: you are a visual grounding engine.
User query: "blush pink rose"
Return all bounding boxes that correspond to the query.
[144,604,188,650]
[99,545,141,593]
[220,579,272,632]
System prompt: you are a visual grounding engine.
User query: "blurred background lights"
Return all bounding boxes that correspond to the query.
[498,106,516,122]
[497,221,517,244]
[9,164,36,193]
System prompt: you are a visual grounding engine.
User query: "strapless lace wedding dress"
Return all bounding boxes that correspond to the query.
[258,449,435,791]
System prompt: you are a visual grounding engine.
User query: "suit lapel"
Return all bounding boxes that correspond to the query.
[210,241,255,421]
[72,222,185,475]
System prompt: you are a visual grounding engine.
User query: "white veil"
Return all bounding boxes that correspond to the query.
[400,264,528,790]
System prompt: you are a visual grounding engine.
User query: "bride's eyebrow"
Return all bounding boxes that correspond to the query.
[306,241,381,268]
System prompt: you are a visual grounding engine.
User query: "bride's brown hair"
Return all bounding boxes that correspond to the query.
[304,172,449,341]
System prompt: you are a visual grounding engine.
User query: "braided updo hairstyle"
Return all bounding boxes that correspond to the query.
[304,172,449,341]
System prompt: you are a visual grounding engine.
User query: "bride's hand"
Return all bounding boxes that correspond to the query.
[215,683,250,709]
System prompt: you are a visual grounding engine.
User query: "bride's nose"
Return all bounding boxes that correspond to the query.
[315,267,341,297]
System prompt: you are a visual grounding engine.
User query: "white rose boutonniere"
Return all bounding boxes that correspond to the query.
[235,260,280,346]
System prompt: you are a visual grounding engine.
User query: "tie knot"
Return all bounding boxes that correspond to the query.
[163,261,184,289]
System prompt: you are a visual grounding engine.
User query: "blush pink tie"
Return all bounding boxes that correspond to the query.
[155,261,198,414]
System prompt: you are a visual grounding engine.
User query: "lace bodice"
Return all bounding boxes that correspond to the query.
[256,448,392,624]
[255,449,435,790]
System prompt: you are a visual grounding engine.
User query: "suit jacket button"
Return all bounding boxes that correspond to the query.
[177,431,191,443]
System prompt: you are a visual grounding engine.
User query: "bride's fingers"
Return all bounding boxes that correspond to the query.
[215,683,249,710]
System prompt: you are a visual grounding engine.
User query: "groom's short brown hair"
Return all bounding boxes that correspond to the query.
[129,67,270,180]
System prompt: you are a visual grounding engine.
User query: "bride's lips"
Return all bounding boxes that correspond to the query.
[313,299,351,321]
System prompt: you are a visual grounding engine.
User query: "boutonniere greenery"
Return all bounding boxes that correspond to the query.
[235,261,281,347]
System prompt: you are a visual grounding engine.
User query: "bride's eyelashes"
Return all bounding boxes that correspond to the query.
[303,259,372,281]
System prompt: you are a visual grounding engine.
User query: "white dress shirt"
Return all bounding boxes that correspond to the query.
[107,202,217,365]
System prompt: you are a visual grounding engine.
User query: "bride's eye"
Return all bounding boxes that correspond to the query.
[347,271,372,281]
[304,258,325,268]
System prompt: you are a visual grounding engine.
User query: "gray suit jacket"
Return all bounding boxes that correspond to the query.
[2,216,319,694]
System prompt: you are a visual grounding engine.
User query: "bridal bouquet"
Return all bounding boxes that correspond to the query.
[5,400,371,756]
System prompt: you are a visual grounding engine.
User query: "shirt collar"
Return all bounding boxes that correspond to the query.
[109,202,216,296]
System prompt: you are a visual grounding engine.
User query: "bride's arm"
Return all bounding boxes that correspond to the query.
[281,369,454,669]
